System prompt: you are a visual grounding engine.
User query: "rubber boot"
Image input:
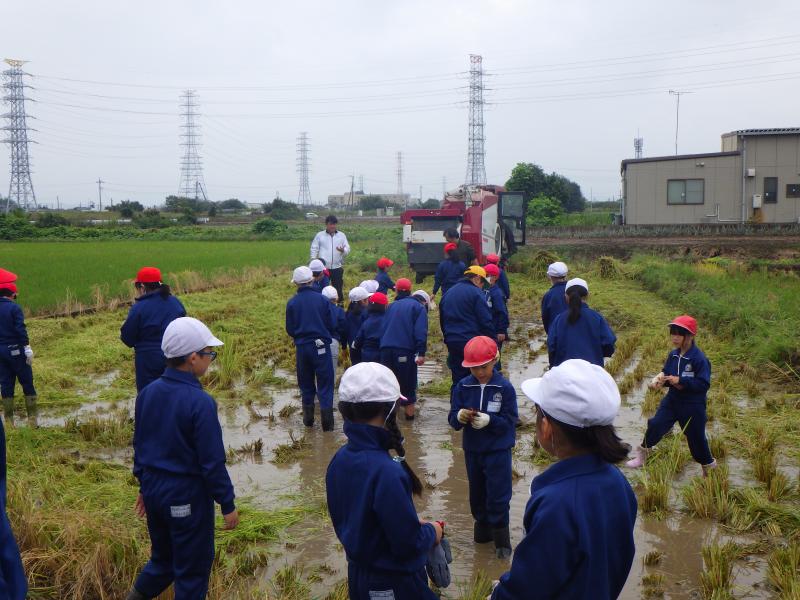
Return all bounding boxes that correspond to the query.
[321,408,335,432]
[2,397,14,426]
[625,445,651,469]
[473,520,492,544]
[404,404,415,421]
[492,526,512,559]
[702,459,718,478]
[125,587,150,600]
[302,404,314,428]
[24,395,38,428]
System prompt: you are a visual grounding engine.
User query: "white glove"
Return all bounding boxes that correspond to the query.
[24,345,33,365]
[649,372,665,389]
[457,409,472,424]
[471,412,490,429]
[429,300,437,311]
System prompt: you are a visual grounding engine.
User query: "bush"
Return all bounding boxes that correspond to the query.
[526,195,564,226]
[0,213,37,240]
[263,199,303,220]
[252,218,288,236]
[35,213,70,228]
[134,209,170,229]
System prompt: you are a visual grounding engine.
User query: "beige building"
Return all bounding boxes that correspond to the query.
[621,128,800,225]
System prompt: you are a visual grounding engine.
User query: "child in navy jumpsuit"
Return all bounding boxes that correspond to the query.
[547,278,615,367]
[120,267,186,392]
[626,315,716,474]
[448,336,517,558]
[484,264,510,371]
[375,257,395,294]
[326,362,444,600]
[322,286,347,374]
[0,406,26,599]
[432,243,465,300]
[380,280,428,420]
[353,292,388,363]
[0,282,37,425]
[127,317,238,600]
[286,266,336,431]
[492,359,637,600]
[540,261,568,334]
[310,259,331,292]
[345,287,370,365]
[485,253,510,300]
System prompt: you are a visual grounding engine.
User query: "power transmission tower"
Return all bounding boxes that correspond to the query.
[396,151,404,209]
[634,135,643,159]
[465,54,486,186]
[297,132,311,205]
[3,59,37,212]
[97,178,104,211]
[178,90,208,201]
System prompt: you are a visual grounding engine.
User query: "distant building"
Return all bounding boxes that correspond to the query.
[327,192,411,208]
[621,128,800,224]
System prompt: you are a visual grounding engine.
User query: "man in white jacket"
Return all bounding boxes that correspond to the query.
[310,215,350,302]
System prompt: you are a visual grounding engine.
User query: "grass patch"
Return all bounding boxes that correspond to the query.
[700,542,738,600]
[458,571,495,600]
[271,431,311,465]
[767,542,800,599]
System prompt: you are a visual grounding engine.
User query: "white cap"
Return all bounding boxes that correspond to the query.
[521,359,620,428]
[359,280,379,294]
[547,261,568,277]
[339,362,406,404]
[412,289,431,307]
[309,259,325,273]
[348,287,370,302]
[292,266,314,284]
[565,277,588,293]
[162,317,224,359]
[322,285,338,301]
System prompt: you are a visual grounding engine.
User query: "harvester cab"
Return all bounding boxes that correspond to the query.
[401,185,526,282]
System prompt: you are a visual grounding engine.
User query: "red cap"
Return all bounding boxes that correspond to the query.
[462,336,499,367]
[0,268,18,284]
[0,282,17,294]
[444,242,458,253]
[486,253,500,264]
[396,278,412,291]
[669,315,697,336]
[376,257,394,269]
[484,264,500,277]
[369,292,388,305]
[136,266,162,283]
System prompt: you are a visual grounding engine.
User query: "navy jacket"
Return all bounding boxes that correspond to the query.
[432,258,466,297]
[497,267,510,301]
[353,311,386,355]
[380,296,428,356]
[487,285,509,337]
[120,291,186,352]
[311,274,330,293]
[328,302,347,344]
[540,281,568,334]
[492,454,637,600]
[547,305,616,367]
[0,298,28,346]
[661,344,711,405]
[345,305,366,348]
[375,270,395,294]
[448,372,518,452]
[133,368,236,515]
[438,279,495,344]
[286,286,334,346]
[326,422,437,574]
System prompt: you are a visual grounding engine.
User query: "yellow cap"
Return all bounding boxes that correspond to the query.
[464,265,487,279]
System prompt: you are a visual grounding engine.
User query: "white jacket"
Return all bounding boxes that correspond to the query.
[310,230,350,269]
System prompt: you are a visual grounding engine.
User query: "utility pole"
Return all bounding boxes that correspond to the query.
[97,178,104,212]
[349,174,355,207]
[668,90,691,156]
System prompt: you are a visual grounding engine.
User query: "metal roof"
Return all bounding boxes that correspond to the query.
[620,151,740,172]
[723,128,800,137]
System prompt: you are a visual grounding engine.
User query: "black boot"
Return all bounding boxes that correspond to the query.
[321,408,335,432]
[473,520,492,544]
[2,397,13,426]
[125,587,150,600]
[302,404,314,427]
[492,526,512,559]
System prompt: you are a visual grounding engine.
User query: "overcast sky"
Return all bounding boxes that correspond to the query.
[4,0,800,208]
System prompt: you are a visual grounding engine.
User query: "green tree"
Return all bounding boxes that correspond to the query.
[217,198,245,210]
[505,163,586,213]
[108,200,144,213]
[263,198,303,220]
[358,195,392,211]
[419,198,440,209]
[35,212,70,228]
[526,195,564,226]
[207,204,217,217]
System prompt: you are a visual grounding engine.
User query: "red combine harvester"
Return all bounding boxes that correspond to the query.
[401,185,527,282]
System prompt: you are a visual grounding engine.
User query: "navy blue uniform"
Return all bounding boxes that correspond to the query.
[438,279,495,384]
[328,302,347,345]
[540,281,567,334]
[345,305,367,365]
[311,273,331,293]
[132,368,235,599]
[286,286,335,410]
[547,305,616,368]
[491,454,637,600]
[645,344,713,464]
[448,372,518,528]
[353,312,386,363]
[380,296,427,404]
[120,291,186,392]
[432,258,465,297]
[375,270,395,295]
[0,417,26,600]
[327,422,438,600]
[487,285,510,371]
[0,298,35,399]
[497,267,510,301]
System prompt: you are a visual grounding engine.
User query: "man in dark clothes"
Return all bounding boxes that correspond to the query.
[443,228,476,266]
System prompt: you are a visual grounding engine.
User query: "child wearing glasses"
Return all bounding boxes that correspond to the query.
[126,317,238,600]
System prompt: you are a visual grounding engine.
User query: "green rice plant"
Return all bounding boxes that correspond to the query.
[767,542,800,599]
[637,431,691,515]
[208,336,243,390]
[681,463,731,521]
[62,412,133,447]
[267,564,311,600]
[271,430,311,465]
[642,550,663,566]
[324,580,350,600]
[708,435,727,460]
[641,572,666,598]
[604,330,641,377]
[278,404,299,419]
[767,472,792,502]
[752,448,778,487]
[597,255,623,279]
[700,542,738,600]
[729,488,800,534]
[642,388,663,414]
[458,570,495,600]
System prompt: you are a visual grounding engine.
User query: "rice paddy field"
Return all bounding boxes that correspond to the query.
[2,233,799,599]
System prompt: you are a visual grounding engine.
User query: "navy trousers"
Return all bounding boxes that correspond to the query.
[0,345,35,398]
[446,342,469,385]
[0,419,27,600]
[380,348,417,404]
[360,347,381,364]
[465,449,513,528]
[347,563,437,600]
[644,397,713,465]
[296,342,334,410]
[135,349,167,393]
[349,346,362,366]
[135,472,215,600]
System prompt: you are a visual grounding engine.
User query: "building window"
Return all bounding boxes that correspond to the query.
[764,177,778,203]
[787,183,800,198]
[667,179,704,205]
